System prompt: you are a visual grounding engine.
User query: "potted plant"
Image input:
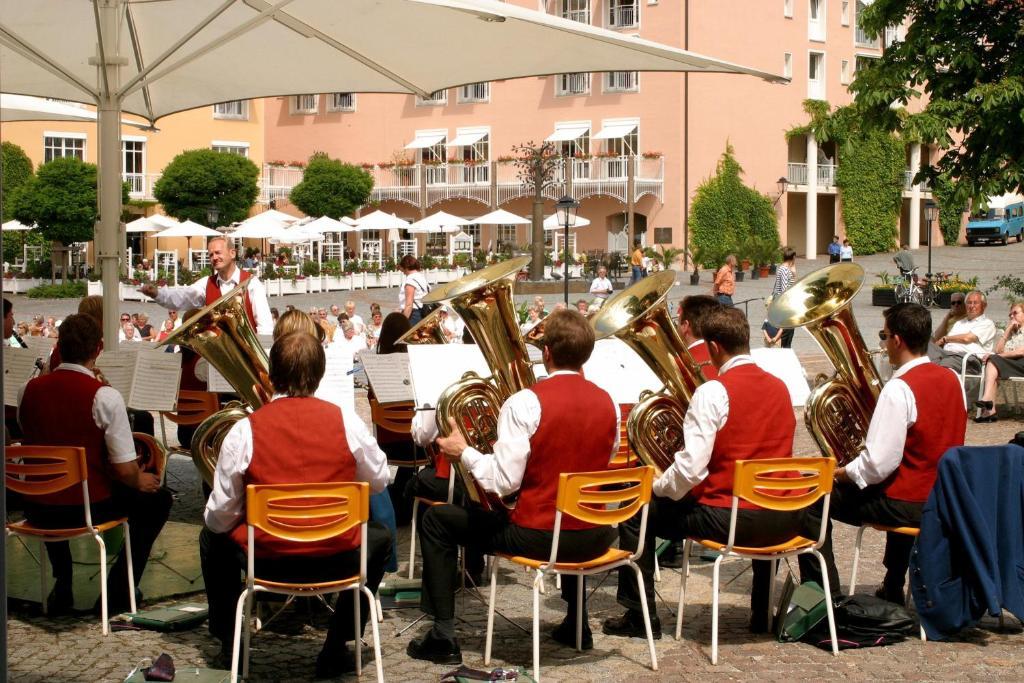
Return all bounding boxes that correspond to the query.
[935,274,978,308]
[688,245,707,286]
[871,271,897,307]
[755,237,779,279]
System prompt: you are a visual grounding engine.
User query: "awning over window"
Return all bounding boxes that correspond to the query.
[593,122,637,140]
[544,124,589,142]
[447,131,487,147]
[404,132,446,149]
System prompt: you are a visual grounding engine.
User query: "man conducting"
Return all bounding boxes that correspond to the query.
[407,310,620,664]
[200,331,392,677]
[604,307,801,637]
[801,303,966,603]
[18,314,172,614]
[139,235,273,335]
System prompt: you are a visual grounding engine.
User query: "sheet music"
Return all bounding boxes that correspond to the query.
[317,346,355,413]
[22,336,54,361]
[94,352,136,401]
[118,340,159,352]
[407,345,490,408]
[358,352,414,404]
[128,351,182,411]
[3,347,38,406]
[207,366,235,393]
[750,348,811,407]
[581,338,661,404]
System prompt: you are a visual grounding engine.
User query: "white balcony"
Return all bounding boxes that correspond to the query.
[608,2,638,28]
[556,73,590,97]
[903,170,931,192]
[786,162,837,189]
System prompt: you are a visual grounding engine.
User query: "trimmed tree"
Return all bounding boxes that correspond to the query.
[153,149,259,226]
[9,157,129,281]
[289,152,373,218]
[1,141,33,221]
[689,145,779,269]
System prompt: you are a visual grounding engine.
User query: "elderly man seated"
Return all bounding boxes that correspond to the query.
[928,290,996,373]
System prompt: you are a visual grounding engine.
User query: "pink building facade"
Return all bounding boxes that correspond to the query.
[259,0,934,261]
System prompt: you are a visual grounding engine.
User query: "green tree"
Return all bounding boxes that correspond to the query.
[689,145,778,268]
[9,157,129,281]
[849,1,1024,199]
[153,149,259,225]
[1,141,33,222]
[289,152,373,219]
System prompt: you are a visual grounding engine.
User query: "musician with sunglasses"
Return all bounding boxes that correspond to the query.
[800,303,966,603]
[407,309,620,664]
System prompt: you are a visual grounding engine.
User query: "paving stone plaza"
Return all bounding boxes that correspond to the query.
[6,242,1024,681]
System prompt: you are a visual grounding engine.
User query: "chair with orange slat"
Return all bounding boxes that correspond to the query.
[230,481,383,683]
[676,457,840,663]
[608,403,639,469]
[158,389,220,456]
[4,445,137,635]
[483,466,659,681]
[849,522,926,641]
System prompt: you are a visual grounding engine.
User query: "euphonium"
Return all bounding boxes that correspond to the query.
[160,279,273,486]
[589,271,705,475]
[767,263,883,465]
[397,307,449,345]
[429,256,535,510]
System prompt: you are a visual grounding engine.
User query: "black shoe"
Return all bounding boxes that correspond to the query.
[206,644,232,671]
[975,400,994,411]
[551,618,593,650]
[45,584,75,617]
[314,645,356,679]
[601,610,662,640]
[407,631,462,665]
[874,583,905,605]
[658,541,685,569]
[974,413,999,424]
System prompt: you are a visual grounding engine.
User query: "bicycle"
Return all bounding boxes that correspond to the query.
[894,268,921,304]
[894,268,950,307]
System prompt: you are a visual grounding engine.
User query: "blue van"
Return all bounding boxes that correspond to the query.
[966,194,1024,245]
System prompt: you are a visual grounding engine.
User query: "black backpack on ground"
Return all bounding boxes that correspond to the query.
[802,593,918,650]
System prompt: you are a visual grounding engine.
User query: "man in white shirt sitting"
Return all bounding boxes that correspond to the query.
[928,290,996,372]
[345,300,365,334]
[589,266,613,299]
[139,236,274,335]
[332,319,368,358]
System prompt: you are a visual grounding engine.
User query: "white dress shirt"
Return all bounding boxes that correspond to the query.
[653,355,753,501]
[153,264,274,335]
[17,364,136,465]
[943,314,997,357]
[844,356,966,489]
[332,332,368,359]
[348,314,366,335]
[460,371,621,499]
[412,408,438,448]
[203,394,389,533]
[590,277,613,296]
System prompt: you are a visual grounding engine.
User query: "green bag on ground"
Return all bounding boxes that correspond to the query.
[776,579,828,642]
[129,603,208,631]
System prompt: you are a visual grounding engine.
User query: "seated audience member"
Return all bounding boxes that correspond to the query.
[520,306,542,335]
[801,303,966,602]
[135,313,156,342]
[366,309,384,349]
[590,266,613,298]
[200,331,391,676]
[270,307,280,325]
[122,322,141,343]
[533,296,549,318]
[330,304,341,318]
[575,299,590,315]
[345,300,365,334]
[156,319,175,343]
[931,294,966,343]
[605,307,798,636]
[333,319,368,358]
[975,303,1024,422]
[928,290,996,372]
[18,314,172,614]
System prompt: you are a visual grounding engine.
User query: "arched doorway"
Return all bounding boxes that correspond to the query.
[606,212,648,253]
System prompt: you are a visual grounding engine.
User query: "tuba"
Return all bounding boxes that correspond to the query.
[397,307,450,345]
[160,279,273,486]
[589,271,705,475]
[767,263,883,465]
[429,256,535,510]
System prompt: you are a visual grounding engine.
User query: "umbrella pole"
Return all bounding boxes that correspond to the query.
[96,3,124,347]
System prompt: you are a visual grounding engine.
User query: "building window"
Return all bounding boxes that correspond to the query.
[808,0,825,41]
[841,59,851,85]
[496,224,518,251]
[556,73,591,97]
[212,142,250,157]
[808,52,826,100]
[884,25,900,47]
[458,83,490,103]
[841,0,850,25]
[855,54,878,73]
[608,0,638,28]
[855,0,880,47]
[605,127,638,157]
[784,52,793,79]
[416,90,448,106]
[43,134,85,163]
[122,139,145,196]
[605,71,639,93]
[561,0,590,23]
[327,93,356,112]
[455,131,490,183]
[464,224,482,248]
[421,138,448,185]
[290,94,318,114]
[213,100,248,120]
[784,0,793,18]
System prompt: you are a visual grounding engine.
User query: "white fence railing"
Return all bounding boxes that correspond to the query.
[608,3,638,28]
[786,163,837,187]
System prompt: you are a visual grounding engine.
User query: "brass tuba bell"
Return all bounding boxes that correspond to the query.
[397,307,450,345]
[589,271,705,475]
[767,263,883,465]
[160,279,273,486]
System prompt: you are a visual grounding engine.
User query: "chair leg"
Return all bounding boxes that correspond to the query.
[484,557,500,665]
[123,522,137,614]
[95,534,109,636]
[230,588,251,683]
[653,552,661,583]
[849,526,867,595]
[408,498,420,580]
[39,539,48,616]
[362,586,385,683]
[533,570,542,682]
[711,554,723,665]
[354,585,363,677]
[767,558,777,628]
[630,563,659,672]
[575,572,584,651]
[813,550,839,656]
[676,539,691,641]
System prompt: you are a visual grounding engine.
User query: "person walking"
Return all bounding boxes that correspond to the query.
[712,255,737,307]
[770,248,798,348]
[630,240,644,285]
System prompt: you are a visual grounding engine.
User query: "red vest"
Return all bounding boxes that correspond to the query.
[688,340,719,380]
[206,269,255,328]
[883,363,966,502]
[694,363,795,509]
[510,374,618,531]
[20,369,113,505]
[229,397,360,558]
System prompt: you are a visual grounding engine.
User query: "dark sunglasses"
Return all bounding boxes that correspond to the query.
[878,330,892,341]
[951,299,964,305]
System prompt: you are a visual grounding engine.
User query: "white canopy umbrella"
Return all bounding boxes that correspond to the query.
[408,211,472,234]
[156,220,222,239]
[148,214,180,229]
[300,216,353,234]
[340,216,361,227]
[230,221,292,240]
[543,214,592,230]
[0,93,151,129]
[251,209,300,225]
[1,220,35,232]
[124,217,161,233]
[472,209,531,225]
[355,211,411,231]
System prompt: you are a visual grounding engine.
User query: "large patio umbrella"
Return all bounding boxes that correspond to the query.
[544,214,592,229]
[155,220,222,268]
[1,220,34,232]
[408,210,472,234]
[148,214,180,229]
[0,93,151,129]
[473,208,531,251]
[125,216,163,264]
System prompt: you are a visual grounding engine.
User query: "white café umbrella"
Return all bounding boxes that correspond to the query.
[472,209,531,226]
[543,214,592,229]
[301,216,353,234]
[355,211,411,231]
[0,93,151,129]
[148,214,180,229]
[155,220,221,265]
[124,217,161,233]
[408,211,472,234]
[1,220,35,231]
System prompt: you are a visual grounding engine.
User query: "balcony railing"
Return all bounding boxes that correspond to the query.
[608,3,638,28]
[903,170,931,191]
[855,26,880,48]
[562,8,589,23]
[786,162,837,188]
[556,73,590,96]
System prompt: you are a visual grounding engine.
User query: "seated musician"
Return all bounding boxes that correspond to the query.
[407,309,621,664]
[605,307,800,638]
[800,303,966,603]
[18,314,172,615]
[200,331,392,677]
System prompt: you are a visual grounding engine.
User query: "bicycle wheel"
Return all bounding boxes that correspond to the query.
[894,283,909,303]
[921,286,936,308]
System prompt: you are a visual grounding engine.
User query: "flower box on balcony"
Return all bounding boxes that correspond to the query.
[365,272,386,288]
[279,278,307,295]
[323,275,351,291]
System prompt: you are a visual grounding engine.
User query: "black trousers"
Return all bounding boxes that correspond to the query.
[407,467,484,577]
[23,484,173,612]
[419,504,615,622]
[799,483,922,597]
[616,495,810,617]
[199,522,393,648]
[780,328,795,349]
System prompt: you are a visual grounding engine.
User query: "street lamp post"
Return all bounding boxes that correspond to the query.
[555,196,580,306]
[924,200,938,283]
